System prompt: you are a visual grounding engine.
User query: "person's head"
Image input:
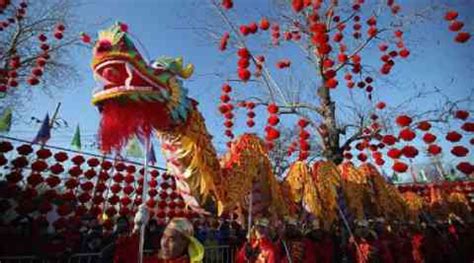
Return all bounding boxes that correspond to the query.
[115,216,129,234]
[253,218,270,239]
[147,219,158,232]
[160,218,204,261]
[284,218,300,239]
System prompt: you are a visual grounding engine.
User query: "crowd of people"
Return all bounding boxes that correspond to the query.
[1,211,474,262]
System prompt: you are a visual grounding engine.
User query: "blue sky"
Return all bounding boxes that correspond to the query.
[8,0,474,181]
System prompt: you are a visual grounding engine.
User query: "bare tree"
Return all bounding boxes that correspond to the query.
[0,0,83,114]
[193,0,473,177]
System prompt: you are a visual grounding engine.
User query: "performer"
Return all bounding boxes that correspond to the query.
[236,218,280,263]
[279,217,317,263]
[113,206,204,263]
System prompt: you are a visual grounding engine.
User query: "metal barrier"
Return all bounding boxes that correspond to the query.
[0,245,237,263]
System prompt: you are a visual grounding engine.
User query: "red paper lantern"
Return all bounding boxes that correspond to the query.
[96,183,107,192]
[126,165,136,174]
[53,152,68,162]
[123,185,134,195]
[115,162,126,171]
[0,141,13,153]
[65,178,78,189]
[71,155,85,165]
[396,115,412,127]
[27,172,43,186]
[444,10,458,21]
[36,148,52,159]
[446,131,462,142]
[121,196,132,206]
[382,135,397,146]
[101,160,113,170]
[387,148,402,159]
[422,133,436,144]
[451,146,469,157]
[78,192,91,203]
[427,144,442,155]
[31,160,48,172]
[46,176,61,188]
[392,161,408,173]
[50,163,64,174]
[39,201,53,214]
[456,162,473,175]
[92,195,104,205]
[17,144,33,155]
[6,171,22,184]
[113,173,124,183]
[57,203,72,216]
[417,121,431,131]
[87,158,100,167]
[108,195,120,205]
[81,168,96,180]
[454,110,469,120]
[461,122,474,132]
[399,128,416,141]
[402,145,419,158]
[110,184,122,194]
[80,181,94,192]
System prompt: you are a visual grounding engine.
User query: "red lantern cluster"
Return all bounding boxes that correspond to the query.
[264,104,280,150]
[220,83,234,145]
[352,15,362,40]
[240,21,258,36]
[246,101,256,128]
[54,23,65,40]
[237,48,251,82]
[271,23,280,46]
[366,16,378,38]
[444,10,470,44]
[387,0,401,15]
[297,118,311,161]
[394,29,410,59]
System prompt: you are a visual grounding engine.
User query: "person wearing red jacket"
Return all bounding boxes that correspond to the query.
[236,218,280,263]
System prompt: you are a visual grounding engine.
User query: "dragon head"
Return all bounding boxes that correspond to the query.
[91,23,196,153]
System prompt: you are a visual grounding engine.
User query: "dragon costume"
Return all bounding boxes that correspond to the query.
[90,24,410,223]
[91,23,287,217]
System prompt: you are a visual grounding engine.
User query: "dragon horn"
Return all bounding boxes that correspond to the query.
[180,63,194,79]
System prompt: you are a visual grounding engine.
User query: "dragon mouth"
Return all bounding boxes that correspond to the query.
[92,59,168,105]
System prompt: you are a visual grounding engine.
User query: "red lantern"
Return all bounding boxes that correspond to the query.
[427,144,442,155]
[446,131,462,142]
[454,110,469,120]
[461,122,474,132]
[65,178,78,189]
[451,146,469,157]
[456,162,473,175]
[121,196,132,206]
[417,121,431,131]
[46,176,61,188]
[123,185,134,195]
[80,181,94,192]
[422,133,436,144]
[387,148,402,159]
[31,160,48,172]
[54,152,68,162]
[27,172,43,187]
[17,144,33,155]
[84,169,97,179]
[110,184,122,194]
[399,128,416,141]
[108,195,120,205]
[382,135,397,145]
[101,160,113,170]
[0,141,13,153]
[113,173,124,183]
[87,158,100,167]
[36,148,52,159]
[50,163,64,174]
[71,155,85,165]
[401,145,419,158]
[392,161,408,173]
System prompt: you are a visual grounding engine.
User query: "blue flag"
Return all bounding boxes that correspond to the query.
[33,113,51,144]
[147,142,157,165]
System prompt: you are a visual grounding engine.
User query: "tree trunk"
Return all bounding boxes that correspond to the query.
[319,85,344,164]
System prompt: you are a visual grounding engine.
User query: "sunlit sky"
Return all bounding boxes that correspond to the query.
[7,0,474,182]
